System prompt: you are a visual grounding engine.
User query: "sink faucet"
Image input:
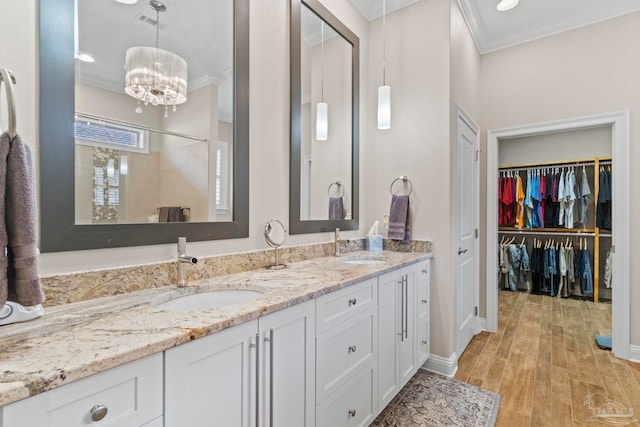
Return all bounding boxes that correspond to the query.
[177,237,198,287]
[335,228,340,257]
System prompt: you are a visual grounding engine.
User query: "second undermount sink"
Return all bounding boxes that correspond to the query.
[341,257,386,265]
[157,289,264,312]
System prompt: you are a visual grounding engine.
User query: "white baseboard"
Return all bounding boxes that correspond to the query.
[629,345,640,363]
[421,352,458,377]
[477,317,487,332]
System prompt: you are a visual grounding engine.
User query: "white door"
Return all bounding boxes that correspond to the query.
[455,108,479,358]
[164,320,256,427]
[259,300,315,427]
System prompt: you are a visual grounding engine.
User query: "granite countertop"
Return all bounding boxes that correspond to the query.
[0,250,431,407]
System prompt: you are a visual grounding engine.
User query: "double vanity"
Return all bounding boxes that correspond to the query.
[0,250,431,427]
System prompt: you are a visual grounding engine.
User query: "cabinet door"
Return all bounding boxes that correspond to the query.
[398,266,416,387]
[259,300,315,427]
[1,353,163,427]
[377,270,401,410]
[164,320,257,427]
[415,261,430,366]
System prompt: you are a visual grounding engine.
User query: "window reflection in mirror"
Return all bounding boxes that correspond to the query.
[75,0,233,225]
[299,3,352,221]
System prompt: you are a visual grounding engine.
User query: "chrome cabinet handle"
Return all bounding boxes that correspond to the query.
[253,333,260,427]
[457,248,468,255]
[422,299,427,304]
[422,269,428,274]
[402,275,408,339]
[348,298,357,306]
[266,329,274,427]
[90,405,108,422]
[348,345,357,353]
[422,340,428,345]
[348,409,357,417]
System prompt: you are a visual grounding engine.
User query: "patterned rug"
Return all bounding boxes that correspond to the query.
[372,370,500,426]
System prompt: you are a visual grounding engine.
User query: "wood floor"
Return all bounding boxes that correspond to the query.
[455,291,640,427]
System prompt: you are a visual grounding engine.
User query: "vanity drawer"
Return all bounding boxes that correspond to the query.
[1,353,163,427]
[316,360,377,427]
[316,307,377,403]
[316,277,377,333]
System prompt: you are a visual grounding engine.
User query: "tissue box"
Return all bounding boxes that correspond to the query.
[366,235,383,252]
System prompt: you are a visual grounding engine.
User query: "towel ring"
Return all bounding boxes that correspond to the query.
[0,68,17,139]
[327,181,345,198]
[390,176,413,196]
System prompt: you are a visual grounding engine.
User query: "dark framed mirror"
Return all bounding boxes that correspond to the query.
[290,0,359,234]
[39,0,249,252]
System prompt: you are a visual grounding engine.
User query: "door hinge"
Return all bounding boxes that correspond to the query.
[474,306,478,316]
[474,228,478,239]
[475,149,479,161]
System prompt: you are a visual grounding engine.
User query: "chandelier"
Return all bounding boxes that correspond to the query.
[124,0,187,117]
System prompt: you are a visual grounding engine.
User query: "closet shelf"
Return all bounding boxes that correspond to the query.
[499,226,597,234]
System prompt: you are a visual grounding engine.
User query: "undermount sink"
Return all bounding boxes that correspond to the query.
[157,289,264,312]
[341,257,386,265]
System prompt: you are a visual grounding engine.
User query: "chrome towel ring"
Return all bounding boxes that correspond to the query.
[0,68,17,139]
[390,176,413,196]
[328,180,345,197]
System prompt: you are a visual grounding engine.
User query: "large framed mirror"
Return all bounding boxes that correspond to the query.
[39,0,249,252]
[289,0,359,234]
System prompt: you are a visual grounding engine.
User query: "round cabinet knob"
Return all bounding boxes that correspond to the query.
[422,340,428,345]
[90,405,108,422]
[421,299,427,304]
[348,409,357,417]
[348,298,357,306]
[348,345,357,353]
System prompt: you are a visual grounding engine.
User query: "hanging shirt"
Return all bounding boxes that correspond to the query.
[524,171,533,228]
[577,169,591,225]
[564,170,576,229]
[557,169,566,226]
[515,175,525,228]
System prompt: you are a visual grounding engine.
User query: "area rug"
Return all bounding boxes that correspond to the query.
[372,369,501,427]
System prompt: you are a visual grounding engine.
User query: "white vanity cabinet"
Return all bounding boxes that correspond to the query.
[164,300,315,427]
[415,261,431,367]
[377,260,431,410]
[315,278,378,427]
[0,353,163,427]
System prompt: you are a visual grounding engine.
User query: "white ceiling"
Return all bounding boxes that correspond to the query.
[350,0,640,53]
[77,0,234,120]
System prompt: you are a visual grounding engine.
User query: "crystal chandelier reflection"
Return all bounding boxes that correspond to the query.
[124,0,187,117]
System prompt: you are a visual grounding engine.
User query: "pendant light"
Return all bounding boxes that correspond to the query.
[124,0,188,118]
[378,0,390,130]
[316,21,328,141]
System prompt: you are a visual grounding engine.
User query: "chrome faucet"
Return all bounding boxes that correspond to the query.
[334,228,340,257]
[177,237,198,287]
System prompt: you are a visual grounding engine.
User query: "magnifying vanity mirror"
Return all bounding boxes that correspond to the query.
[39,0,249,252]
[289,0,359,234]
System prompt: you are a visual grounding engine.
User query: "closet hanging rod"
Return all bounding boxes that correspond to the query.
[499,156,612,170]
[498,229,595,237]
[75,112,210,143]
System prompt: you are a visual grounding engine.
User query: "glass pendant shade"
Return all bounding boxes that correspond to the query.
[124,46,188,107]
[316,102,328,141]
[378,85,391,130]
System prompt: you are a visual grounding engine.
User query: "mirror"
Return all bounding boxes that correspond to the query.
[289,0,359,234]
[39,0,249,252]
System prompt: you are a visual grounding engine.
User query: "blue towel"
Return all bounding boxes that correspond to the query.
[329,197,343,220]
[388,194,410,242]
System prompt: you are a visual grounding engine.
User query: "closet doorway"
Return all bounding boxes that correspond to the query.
[485,111,630,360]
